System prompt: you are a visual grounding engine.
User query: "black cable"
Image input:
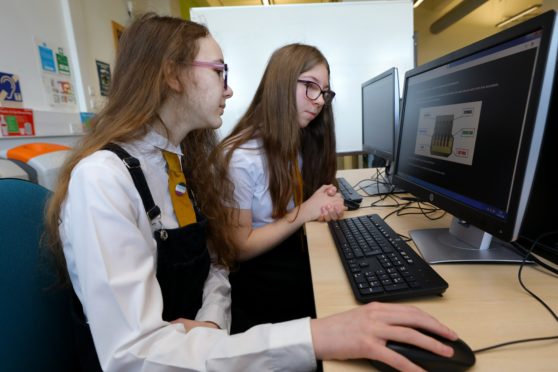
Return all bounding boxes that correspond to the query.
[398,233,411,242]
[383,201,415,220]
[474,335,558,353]
[514,236,558,275]
[473,230,558,354]
[513,243,558,275]
[516,231,558,322]
[369,193,404,208]
[415,201,447,220]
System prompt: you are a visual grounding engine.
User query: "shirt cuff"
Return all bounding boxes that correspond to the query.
[196,303,231,332]
[268,317,316,371]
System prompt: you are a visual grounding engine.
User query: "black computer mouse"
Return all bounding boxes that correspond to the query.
[344,199,361,211]
[369,329,476,371]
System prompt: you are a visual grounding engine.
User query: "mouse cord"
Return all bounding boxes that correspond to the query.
[473,335,558,353]
[474,230,558,354]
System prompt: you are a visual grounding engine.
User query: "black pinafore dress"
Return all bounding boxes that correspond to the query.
[229,233,317,334]
[72,144,211,371]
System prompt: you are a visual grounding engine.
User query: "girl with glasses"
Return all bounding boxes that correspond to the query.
[219,44,345,335]
[45,15,459,372]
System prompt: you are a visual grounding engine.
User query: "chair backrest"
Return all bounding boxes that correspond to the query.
[0,178,80,371]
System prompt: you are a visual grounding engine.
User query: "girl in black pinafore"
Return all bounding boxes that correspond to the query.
[219,44,345,333]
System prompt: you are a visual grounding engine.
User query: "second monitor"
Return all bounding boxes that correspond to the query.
[361,67,404,195]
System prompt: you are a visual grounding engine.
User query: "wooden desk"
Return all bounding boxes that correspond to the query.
[307,168,558,371]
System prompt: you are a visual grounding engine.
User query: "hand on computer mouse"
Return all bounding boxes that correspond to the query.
[369,329,476,372]
[310,302,459,372]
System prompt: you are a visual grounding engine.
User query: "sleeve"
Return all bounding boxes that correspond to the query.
[195,262,232,331]
[61,156,316,372]
[228,148,257,210]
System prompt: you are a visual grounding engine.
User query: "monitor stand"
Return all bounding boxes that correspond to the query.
[410,217,527,264]
[362,182,405,196]
[363,164,406,196]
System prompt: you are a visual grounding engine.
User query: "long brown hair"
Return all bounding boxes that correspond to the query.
[45,13,236,281]
[219,43,337,218]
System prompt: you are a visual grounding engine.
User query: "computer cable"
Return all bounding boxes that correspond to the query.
[353,168,384,190]
[381,199,416,220]
[473,335,558,353]
[415,201,447,221]
[513,243,558,276]
[474,230,558,354]
[368,193,407,208]
[515,230,558,320]
[398,233,412,242]
[351,177,386,196]
[514,235,558,275]
[353,178,372,191]
[385,200,446,221]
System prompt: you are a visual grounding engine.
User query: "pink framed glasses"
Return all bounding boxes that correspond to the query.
[191,60,228,89]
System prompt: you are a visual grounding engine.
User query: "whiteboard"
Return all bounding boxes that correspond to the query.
[191,1,413,153]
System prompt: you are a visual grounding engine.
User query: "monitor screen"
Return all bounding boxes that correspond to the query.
[392,11,557,263]
[361,68,405,195]
[362,67,399,163]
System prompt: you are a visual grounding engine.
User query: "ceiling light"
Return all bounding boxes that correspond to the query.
[261,0,270,5]
[413,0,425,8]
[495,4,541,28]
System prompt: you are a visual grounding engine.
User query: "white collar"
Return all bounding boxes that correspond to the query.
[143,127,183,156]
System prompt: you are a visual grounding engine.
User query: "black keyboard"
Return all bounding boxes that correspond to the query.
[328,213,448,302]
[337,177,362,208]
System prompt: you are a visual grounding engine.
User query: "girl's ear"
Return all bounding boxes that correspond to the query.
[164,61,183,93]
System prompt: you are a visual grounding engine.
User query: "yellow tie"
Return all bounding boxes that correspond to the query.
[162,150,197,226]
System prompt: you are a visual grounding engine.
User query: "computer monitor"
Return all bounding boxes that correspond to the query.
[392,11,557,263]
[361,67,404,195]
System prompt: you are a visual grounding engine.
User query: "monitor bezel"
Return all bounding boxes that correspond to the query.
[392,11,557,243]
[361,67,400,163]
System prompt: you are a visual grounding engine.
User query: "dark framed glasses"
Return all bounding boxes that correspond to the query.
[191,60,228,90]
[297,79,335,105]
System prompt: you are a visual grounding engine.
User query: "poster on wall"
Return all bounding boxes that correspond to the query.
[56,48,71,75]
[0,107,35,137]
[96,60,112,97]
[35,38,77,110]
[42,75,76,106]
[0,71,24,108]
[38,42,56,73]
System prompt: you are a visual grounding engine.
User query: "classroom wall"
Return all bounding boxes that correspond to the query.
[416,0,558,65]
[0,0,180,151]
[67,0,181,112]
[0,0,69,112]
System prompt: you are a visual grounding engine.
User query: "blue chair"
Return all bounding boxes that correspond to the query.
[0,178,80,371]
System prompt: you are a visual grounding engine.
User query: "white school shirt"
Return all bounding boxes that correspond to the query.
[228,138,299,228]
[60,129,316,371]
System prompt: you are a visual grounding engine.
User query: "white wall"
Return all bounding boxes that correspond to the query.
[68,0,181,112]
[0,0,70,112]
[0,0,180,151]
[191,1,414,153]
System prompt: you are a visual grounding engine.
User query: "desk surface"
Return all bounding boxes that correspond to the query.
[306,168,557,372]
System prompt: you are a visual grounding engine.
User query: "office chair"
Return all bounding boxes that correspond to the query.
[0,178,80,371]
